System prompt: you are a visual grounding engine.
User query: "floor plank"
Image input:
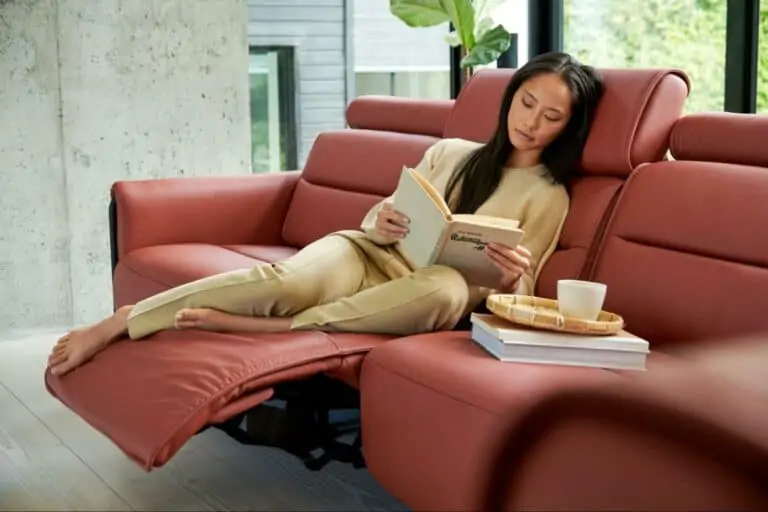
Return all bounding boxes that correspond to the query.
[0,332,405,511]
[0,381,129,511]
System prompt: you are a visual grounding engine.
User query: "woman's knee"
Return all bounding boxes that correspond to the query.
[418,265,470,321]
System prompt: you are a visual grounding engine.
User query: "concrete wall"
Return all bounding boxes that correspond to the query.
[247,0,349,166]
[0,0,251,333]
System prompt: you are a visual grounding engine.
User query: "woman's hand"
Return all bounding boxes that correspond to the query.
[485,242,532,292]
[374,202,410,239]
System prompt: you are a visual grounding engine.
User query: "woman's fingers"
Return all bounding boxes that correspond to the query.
[375,205,410,238]
[486,246,521,274]
[485,243,530,278]
[382,208,410,228]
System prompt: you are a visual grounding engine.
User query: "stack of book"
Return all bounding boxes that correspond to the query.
[470,313,650,371]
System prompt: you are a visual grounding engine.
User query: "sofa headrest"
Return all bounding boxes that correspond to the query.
[670,113,768,168]
[346,96,454,138]
[442,68,690,177]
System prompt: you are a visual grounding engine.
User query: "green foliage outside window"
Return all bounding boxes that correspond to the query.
[758,1,768,113]
[565,0,768,114]
[564,0,728,114]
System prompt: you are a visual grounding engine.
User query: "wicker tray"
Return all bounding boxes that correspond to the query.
[486,294,625,336]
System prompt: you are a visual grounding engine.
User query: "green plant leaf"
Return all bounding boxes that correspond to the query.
[444,30,462,47]
[390,0,450,27]
[460,23,511,67]
[440,0,476,49]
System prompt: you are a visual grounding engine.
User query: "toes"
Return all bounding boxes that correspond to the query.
[54,336,70,348]
[50,360,74,376]
[48,352,70,373]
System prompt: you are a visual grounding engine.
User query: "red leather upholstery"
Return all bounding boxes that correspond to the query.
[592,117,768,344]
[418,112,768,511]
[345,95,453,137]
[483,336,768,511]
[112,173,302,307]
[359,68,691,511]
[670,112,768,167]
[281,129,439,247]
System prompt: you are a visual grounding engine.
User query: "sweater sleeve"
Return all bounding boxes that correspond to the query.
[360,140,444,245]
[514,187,570,296]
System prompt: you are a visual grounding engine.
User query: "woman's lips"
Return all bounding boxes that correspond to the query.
[515,129,534,142]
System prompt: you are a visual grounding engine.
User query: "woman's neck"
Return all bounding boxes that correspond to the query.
[507,149,542,169]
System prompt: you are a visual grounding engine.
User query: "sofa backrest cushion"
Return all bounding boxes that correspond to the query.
[346,95,454,138]
[439,67,689,298]
[590,113,768,344]
[670,112,768,168]
[281,96,449,247]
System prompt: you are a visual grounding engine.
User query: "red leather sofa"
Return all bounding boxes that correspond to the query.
[45,67,768,510]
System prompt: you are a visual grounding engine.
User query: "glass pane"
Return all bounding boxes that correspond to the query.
[758,0,768,113]
[563,0,727,113]
[249,49,295,173]
[353,0,450,99]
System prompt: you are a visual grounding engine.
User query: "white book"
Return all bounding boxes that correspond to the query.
[470,313,649,371]
[392,166,524,288]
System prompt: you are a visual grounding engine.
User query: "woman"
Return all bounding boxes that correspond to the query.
[47,52,604,376]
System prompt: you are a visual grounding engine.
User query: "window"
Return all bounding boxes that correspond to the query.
[248,46,298,173]
[473,0,530,70]
[563,0,728,113]
[758,0,768,113]
[353,0,450,99]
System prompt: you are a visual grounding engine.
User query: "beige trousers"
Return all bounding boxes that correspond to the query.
[126,233,470,339]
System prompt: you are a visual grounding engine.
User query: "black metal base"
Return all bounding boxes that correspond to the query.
[209,374,365,471]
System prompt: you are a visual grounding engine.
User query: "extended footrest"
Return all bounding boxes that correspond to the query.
[214,374,366,471]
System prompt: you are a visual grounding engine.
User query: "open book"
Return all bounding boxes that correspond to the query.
[392,166,524,288]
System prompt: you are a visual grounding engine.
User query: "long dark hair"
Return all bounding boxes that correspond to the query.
[444,52,605,214]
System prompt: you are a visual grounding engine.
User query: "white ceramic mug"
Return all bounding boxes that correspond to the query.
[557,280,607,321]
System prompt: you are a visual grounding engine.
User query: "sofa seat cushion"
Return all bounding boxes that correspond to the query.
[359,332,639,511]
[45,329,349,470]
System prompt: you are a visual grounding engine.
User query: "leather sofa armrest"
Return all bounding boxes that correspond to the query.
[483,358,768,511]
[112,172,301,258]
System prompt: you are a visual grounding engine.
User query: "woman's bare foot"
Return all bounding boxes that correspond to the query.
[47,306,133,377]
[174,308,292,333]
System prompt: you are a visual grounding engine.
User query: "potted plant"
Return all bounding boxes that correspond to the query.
[390,0,514,84]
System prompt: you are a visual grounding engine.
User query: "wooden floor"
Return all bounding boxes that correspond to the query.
[0,331,406,511]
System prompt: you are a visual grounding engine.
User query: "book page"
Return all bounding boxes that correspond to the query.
[451,214,520,230]
[435,219,525,288]
[392,167,450,268]
[409,167,452,218]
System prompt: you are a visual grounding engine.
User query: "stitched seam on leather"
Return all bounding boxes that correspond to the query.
[613,234,768,270]
[580,180,628,280]
[295,176,388,199]
[585,167,641,280]
[624,70,669,171]
[121,260,178,289]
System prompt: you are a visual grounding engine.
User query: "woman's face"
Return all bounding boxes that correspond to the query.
[507,72,574,156]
